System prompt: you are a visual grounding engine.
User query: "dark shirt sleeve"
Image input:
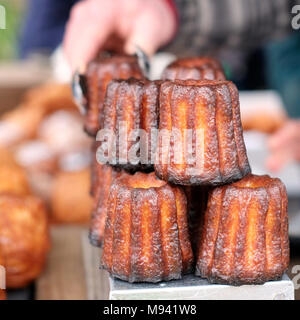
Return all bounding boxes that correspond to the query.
[265,33,300,118]
[166,0,296,55]
[19,0,80,58]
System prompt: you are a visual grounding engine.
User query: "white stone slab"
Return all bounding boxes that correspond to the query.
[109,274,294,300]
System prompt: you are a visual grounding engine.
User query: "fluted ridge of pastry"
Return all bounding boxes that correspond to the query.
[99,79,160,171]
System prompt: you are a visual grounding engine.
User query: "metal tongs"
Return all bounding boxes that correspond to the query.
[71,46,150,115]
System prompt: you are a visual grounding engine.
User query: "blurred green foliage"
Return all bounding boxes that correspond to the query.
[0,0,24,60]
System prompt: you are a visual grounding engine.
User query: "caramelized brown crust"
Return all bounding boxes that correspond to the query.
[155,80,251,186]
[0,290,5,300]
[89,160,121,247]
[195,174,289,285]
[0,194,50,288]
[101,172,193,282]
[162,57,226,81]
[99,79,160,171]
[85,55,144,136]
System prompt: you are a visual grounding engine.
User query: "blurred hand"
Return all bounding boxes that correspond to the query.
[63,0,176,71]
[266,120,300,172]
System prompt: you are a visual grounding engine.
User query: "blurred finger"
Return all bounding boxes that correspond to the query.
[266,140,300,171]
[124,0,176,56]
[266,151,291,172]
[63,0,116,71]
[124,12,162,56]
[268,121,300,150]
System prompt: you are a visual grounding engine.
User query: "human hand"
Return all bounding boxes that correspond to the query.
[266,120,300,172]
[63,0,177,71]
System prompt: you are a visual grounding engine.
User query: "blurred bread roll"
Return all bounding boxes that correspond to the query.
[1,104,48,146]
[0,147,17,167]
[239,92,287,134]
[51,168,93,224]
[14,140,57,203]
[242,111,286,134]
[38,110,91,155]
[0,194,50,288]
[15,140,57,174]
[0,83,78,148]
[22,83,76,114]
[0,165,30,196]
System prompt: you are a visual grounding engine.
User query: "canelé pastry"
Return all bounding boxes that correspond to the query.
[85,54,144,136]
[155,80,251,186]
[195,174,289,285]
[0,194,50,288]
[162,57,226,81]
[51,168,93,224]
[98,79,160,171]
[89,162,121,247]
[102,172,193,282]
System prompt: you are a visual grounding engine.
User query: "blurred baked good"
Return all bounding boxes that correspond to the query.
[241,111,286,134]
[239,91,287,134]
[85,54,144,136]
[102,172,193,282]
[15,140,57,174]
[51,168,93,224]
[162,57,226,81]
[0,83,77,147]
[38,110,91,155]
[58,150,91,172]
[22,83,76,114]
[195,174,289,285]
[0,194,50,288]
[155,80,251,185]
[0,104,46,146]
[13,141,56,202]
[0,164,30,196]
[0,147,17,167]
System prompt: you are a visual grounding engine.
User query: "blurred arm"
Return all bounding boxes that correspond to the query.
[19,0,79,58]
[265,33,300,118]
